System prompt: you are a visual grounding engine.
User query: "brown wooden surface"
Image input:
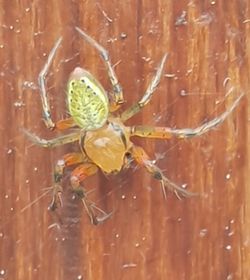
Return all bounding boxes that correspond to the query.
[0,1,249,279]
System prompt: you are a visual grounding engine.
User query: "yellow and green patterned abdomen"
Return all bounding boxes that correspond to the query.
[67,67,109,130]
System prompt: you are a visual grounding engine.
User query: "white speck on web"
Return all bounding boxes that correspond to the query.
[122,263,137,269]
[199,228,208,237]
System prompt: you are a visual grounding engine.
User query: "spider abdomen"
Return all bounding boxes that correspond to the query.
[67,67,109,130]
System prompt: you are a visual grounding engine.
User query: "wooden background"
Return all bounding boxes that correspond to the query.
[0,1,249,279]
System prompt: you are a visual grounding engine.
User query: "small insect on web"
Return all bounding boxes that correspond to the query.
[24,27,244,225]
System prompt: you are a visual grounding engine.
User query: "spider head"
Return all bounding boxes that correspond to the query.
[67,67,109,130]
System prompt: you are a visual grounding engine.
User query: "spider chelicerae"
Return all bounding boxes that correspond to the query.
[25,27,244,224]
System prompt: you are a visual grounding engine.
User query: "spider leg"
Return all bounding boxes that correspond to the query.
[70,163,112,225]
[23,129,80,148]
[75,26,124,107]
[55,117,77,130]
[128,92,244,139]
[130,145,195,198]
[49,153,86,211]
[38,37,63,129]
[121,54,168,122]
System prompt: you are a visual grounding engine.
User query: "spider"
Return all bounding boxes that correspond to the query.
[25,27,244,225]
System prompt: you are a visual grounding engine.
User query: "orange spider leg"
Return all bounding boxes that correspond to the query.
[70,163,112,225]
[54,117,77,130]
[49,152,86,211]
[109,101,122,113]
[129,126,173,139]
[128,92,244,140]
[130,145,195,198]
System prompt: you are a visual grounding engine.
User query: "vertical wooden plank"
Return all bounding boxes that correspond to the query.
[0,1,248,280]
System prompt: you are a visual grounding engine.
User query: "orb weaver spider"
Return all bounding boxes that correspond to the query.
[25,27,244,225]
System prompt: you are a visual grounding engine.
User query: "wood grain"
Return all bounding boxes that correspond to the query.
[0,1,249,279]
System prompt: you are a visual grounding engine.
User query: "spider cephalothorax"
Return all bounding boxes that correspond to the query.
[25,27,244,225]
